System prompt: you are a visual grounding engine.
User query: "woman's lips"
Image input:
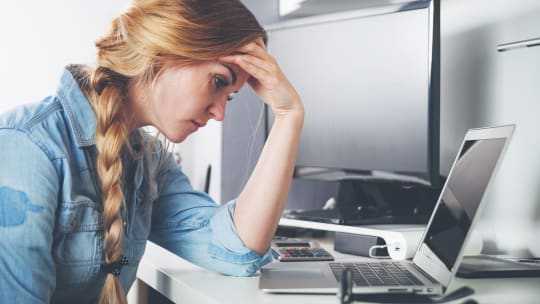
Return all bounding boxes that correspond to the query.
[192,120,206,129]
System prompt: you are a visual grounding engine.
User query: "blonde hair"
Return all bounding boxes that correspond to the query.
[82,0,266,303]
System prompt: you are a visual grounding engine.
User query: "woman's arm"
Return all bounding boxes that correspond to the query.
[220,40,304,255]
[0,129,59,302]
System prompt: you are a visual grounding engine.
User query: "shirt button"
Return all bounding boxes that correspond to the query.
[123,221,127,227]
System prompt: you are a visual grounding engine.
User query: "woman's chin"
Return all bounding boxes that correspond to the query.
[168,134,188,143]
[167,129,195,143]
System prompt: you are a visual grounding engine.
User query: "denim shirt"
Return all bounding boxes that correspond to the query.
[0,66,272,303]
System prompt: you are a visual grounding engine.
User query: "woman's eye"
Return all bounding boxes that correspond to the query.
[214,76,230,89]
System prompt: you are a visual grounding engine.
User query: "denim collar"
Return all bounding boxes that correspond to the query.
[56,65,97,148]
[56,65,147,161]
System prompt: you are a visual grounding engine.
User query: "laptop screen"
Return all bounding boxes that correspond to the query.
[421,137,507,271]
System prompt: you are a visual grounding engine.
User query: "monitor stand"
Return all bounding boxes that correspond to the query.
[284,209,430,225]
[284,180,441,225]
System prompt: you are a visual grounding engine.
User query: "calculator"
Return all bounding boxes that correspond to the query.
[271,239,334,262]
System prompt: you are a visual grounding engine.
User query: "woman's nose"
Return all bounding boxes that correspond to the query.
[207,99,226,121]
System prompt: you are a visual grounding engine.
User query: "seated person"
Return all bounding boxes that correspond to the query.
[0,0,304,303]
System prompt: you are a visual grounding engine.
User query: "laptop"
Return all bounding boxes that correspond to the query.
[260,125,515,295]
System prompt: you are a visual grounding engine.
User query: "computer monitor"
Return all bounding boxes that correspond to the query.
[266,1,439,185]
[265,1,440,224]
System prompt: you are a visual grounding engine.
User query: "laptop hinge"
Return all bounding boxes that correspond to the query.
[412,263,439,284]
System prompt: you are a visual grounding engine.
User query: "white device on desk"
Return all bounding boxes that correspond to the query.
[271,239,334,262]
[260,125,515,296]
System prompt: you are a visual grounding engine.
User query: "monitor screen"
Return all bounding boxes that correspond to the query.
[266,2,439,186]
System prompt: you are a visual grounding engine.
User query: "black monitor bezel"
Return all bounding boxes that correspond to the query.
[264,0,440,188]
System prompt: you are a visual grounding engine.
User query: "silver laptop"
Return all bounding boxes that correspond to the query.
[260,125,515,295]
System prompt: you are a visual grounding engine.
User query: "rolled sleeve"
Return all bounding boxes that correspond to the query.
[148,152,271,277]
[208,200,272,275]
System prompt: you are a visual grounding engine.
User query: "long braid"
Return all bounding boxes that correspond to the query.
[90,67,129,304]
[80,1,267,303]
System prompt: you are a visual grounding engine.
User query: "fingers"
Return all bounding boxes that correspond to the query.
[220,54,273,87]
[239,56,270,80]
[220,38,272,71]
[220,39,284,93]
[236,40,271,62]
[220,39,302,116]
[223,53,272,73]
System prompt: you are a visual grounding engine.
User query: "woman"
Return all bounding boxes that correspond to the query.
[0,0,303,303]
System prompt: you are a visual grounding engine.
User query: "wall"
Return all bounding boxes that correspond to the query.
[440,0,540,255]
[0,1,130,113]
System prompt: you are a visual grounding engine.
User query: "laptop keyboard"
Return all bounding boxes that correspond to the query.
[329,262,424,286]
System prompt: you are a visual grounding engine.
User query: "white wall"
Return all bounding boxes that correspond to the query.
[0,1,130,113]
[440,0,540,256]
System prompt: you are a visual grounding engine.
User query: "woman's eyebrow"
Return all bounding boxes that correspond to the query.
[220,63,237,85]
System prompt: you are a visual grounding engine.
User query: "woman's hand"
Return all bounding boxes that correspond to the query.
[220,38,304,120]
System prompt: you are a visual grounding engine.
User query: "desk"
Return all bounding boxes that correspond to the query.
[136,241,540,304]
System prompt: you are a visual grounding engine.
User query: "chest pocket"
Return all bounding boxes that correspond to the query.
[54,197,103,286]
[51,145,107,286]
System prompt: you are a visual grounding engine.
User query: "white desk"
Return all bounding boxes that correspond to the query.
[136,241,540,304]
